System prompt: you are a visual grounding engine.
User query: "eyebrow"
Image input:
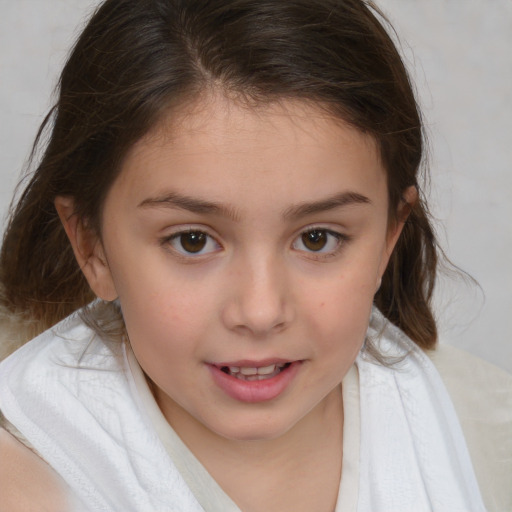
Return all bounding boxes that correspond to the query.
[138,190,371,221]
[138,191,241,221]
[282,191,371,219]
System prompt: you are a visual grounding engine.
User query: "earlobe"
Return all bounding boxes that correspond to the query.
[54,196,118,301]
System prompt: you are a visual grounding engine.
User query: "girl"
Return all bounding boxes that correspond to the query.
[0,1,510,511]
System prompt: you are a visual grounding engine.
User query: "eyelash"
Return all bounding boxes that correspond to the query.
[159,226,349,260]
[160,229,221,259]
[291,227,348,260]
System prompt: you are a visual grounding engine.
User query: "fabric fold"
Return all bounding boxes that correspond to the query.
[356,310,487,512]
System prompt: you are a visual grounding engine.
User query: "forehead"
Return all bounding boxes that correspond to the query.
[113,95,387,210]
[136,94,380,159]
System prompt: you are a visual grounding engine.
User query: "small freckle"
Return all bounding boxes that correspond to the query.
[320,302,325,307]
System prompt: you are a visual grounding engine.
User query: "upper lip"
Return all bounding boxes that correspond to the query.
[210,358,296,368]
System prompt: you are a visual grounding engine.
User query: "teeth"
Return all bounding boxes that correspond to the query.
[236,373,276,381]
[240,367,258,376]
[257,364,277,375]
[222,363,289,380]
[238,364,279,376]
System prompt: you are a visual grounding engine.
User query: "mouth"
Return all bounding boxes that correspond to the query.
[219,362,292,381]
[208,360,301,402]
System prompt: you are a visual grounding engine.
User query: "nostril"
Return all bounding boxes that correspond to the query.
[274,321,286,331]
[220,277,293,335]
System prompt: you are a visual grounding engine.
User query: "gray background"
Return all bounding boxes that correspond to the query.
[1,0,511,371]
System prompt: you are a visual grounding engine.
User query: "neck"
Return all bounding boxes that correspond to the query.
[159,386,344,512]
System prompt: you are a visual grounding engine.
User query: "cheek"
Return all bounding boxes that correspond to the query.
[122,285,212,347]
[123,290,207,396]
[302,264,377,355]
[307,264,376,318]
[107,241,217,324]
[118,268,226,375]
[312,296,370,351]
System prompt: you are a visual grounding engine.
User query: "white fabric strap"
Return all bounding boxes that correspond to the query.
[356,311,487,512]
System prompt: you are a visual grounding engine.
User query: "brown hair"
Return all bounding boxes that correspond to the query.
[0,0,438,349]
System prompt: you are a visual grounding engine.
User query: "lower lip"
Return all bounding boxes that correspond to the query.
[208,362,301,403]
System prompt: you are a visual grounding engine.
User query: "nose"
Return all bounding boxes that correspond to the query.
[221,253,294,337]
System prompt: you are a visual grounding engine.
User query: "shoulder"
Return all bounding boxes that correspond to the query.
[427,344,512,512]
[0,427,71,512]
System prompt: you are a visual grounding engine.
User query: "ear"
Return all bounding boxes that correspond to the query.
[376,185,418,287]
[54,196,118,301]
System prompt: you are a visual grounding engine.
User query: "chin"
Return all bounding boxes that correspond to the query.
[209,413,299,443]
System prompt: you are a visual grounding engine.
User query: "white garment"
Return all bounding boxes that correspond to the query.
[0,308,487,511]
[356,312,487,512]
[0,313,204,512]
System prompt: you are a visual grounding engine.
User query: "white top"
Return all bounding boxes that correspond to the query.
[129,342,512,512]
[126,344,362,512]
[1,307,510,511]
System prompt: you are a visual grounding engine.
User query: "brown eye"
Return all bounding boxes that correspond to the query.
[292,228,345,256]
[179,232,207,253]
[167,230,220,256]
[301,230,328,251]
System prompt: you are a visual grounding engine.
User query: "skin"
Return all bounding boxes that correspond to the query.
[0,428,71,511]
[56,95,414,511]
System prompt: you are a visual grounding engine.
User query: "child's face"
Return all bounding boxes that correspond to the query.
[87,96,404,441]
